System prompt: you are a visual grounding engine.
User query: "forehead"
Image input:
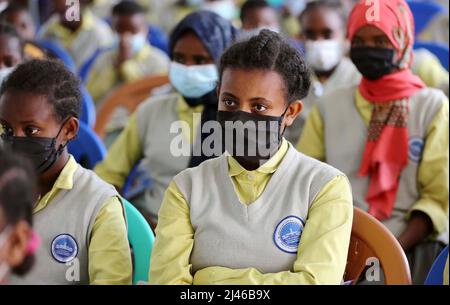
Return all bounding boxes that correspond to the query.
[354,25,389,39]
[245,6,277,20]
[0,91,56,124]
[220,68,286,101]
[301,7,342,29]
[173,31,210,55]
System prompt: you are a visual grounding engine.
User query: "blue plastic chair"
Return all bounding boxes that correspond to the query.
[68,122,106,169]
[80,86,96,127]
[36,39,77,73]
[148,25,169,55]
[78,47,114,84]
[414,41,449,71]
[407,1,446,35]
[122,198,154,284]
[425,245,448,285]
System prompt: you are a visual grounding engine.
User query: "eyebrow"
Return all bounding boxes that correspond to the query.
[221,92,273,104]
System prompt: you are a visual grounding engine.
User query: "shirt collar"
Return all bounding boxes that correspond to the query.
[52,155,78,191]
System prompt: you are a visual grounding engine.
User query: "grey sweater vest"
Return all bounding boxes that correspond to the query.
[135,93,200,218]
[317,86,446,238]
[174,145,344,274]
[9,164,119,285]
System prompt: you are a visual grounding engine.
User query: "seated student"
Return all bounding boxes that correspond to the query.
[0,59,132,284]
[284,0,360,144]
[39,0,114,69]
[0,23,23,84]
[238,0,304,52]
[285,0,449,144]
[0,4,46,60]
[240,0,280,35]
[149,29,353,285]
[95,11,238,227]
[86,1,170,104]
[0,148,40,284]
[297,0,449,284]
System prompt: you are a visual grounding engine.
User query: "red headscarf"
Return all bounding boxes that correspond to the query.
[347,0,426,220]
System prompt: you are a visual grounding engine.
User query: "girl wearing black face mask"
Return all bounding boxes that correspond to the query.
[149,30,354,285]
[0,59,132,285]
[298,0,449,284]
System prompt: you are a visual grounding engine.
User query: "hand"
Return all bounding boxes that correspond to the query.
[398,211,433,252]
[116,33,134,67]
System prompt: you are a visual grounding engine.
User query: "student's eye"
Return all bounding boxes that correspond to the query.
[351,37,364,47]
[222,98,237,108]
[323,30,333,39]
[194,56,208,65]
[375,39,389,48]
[173,55,185,64]
[253,104,268,112]
[24,126,40,136]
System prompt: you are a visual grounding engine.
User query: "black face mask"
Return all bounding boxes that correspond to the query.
[1,122,68,174]
[350,47,397,80]
[216,109,287,171]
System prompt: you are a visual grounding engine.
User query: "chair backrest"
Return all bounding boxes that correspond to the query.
[344,207,412,285]
[80,86,96,127]
[94,74,169,138]
[37,39,77,73]
[68,122,106,169]
[425,245,449,285]
[407,0,446,35]
[122,198,155,285]
[414,41,449,71]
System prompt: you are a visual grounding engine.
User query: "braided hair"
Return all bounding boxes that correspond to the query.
[0,59,81,122]
[219,29,311,104]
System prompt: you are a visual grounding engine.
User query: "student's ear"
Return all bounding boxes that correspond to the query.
[284,100,302,127]
[6,221,31,269]
[62,117,79,144]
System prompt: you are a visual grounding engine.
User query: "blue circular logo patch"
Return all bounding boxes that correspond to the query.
[408,137,424,162]
[51,234,78,263]
[273,216,304,254]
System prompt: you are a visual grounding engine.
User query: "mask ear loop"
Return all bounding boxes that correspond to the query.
[53,117,75,153]
[278,105,290,141]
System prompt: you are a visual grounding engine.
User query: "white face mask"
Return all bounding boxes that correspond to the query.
[239,26,280,40]
[0,66,14,85]
[114,32,147,55]
[0,226,12,283]
[304,39,343,73]
[202,0,237,20]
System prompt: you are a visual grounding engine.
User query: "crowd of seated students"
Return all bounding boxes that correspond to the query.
[0,0,448,285]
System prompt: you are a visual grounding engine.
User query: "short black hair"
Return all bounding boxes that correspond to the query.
[112,0,146,16]
[240,0,272,22]
[298,0,344,24]
[0,22,23,53]
[219,29,311,103]
[0,146,36,276]
[0,59,81,122]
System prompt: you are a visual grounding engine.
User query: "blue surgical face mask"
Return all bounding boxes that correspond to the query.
[131,33,147,54]
[202,0,237,20]
[169,62,219,98]
[113,32,147,55]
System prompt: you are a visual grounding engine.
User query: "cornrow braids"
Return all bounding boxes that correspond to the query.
[0,59,81,122]
[219,29,311,103]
